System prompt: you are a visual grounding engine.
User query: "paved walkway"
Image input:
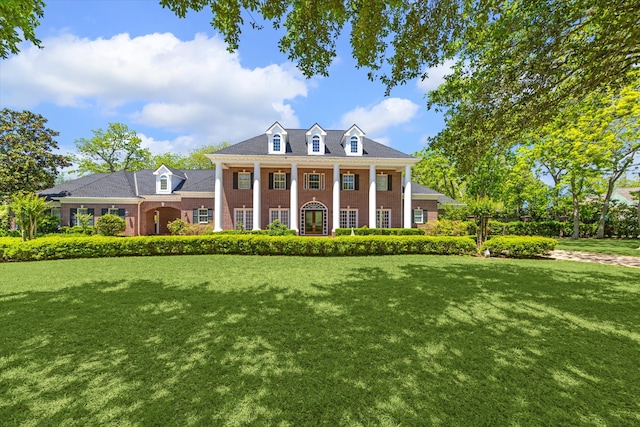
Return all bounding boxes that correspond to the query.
[549,250,640,269]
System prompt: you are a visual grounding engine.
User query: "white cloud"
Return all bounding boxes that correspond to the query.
[339,98,420,142]
[1,32,308,145]
[138,133,196,155]
[416,59,456,92]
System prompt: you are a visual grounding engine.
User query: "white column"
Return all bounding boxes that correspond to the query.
[214,161,223,231]
[369,164,377,228]
[332,163,340,234]
[404,165,413,229]
[253,162,261,230]
[290,163,298,233]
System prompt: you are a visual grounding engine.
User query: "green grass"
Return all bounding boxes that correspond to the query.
[1,255,639,426]
[556,238,640,257]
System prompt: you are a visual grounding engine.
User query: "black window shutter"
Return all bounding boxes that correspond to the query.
[207,209,213,223]
[286,173,291,190]
[193,209,198,223]
[101,208,108,216]
[268,173,274,190]
[70,208,77,226]
[250,173,254,189]
[388,175,392,191]
[233,172,238,189]
[355,174,359,191]
[340,174,343,190]
[118,208,126,218]
[87,209,95,225]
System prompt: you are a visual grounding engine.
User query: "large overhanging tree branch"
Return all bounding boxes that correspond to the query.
[160,1,638,153]
[0,0,45,59]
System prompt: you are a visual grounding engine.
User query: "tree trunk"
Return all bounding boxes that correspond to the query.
[596,177,616,239]
[637,190,640,236]
[572,192,580,240]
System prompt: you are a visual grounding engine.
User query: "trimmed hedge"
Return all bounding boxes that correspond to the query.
[0,234,477,262]
[334,228,425,236]
[481,236,557,258]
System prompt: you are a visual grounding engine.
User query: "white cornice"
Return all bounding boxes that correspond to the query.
[175,192,215,198]
[206,154,419,167]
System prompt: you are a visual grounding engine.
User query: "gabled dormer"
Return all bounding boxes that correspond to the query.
[266,122,288,154]
[343,124,364,156]
[306,123,327,156]
[153,164,185,194]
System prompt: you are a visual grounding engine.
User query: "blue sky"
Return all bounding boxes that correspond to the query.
[1,0,450,160]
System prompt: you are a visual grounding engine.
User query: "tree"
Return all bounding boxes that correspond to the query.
[74,123,151,175]
[412,146,464,201]
[0,0,44,59]
[0,109,72,201]
[161,0,638,162]
[150,142,229,170]
[10,192,50,241]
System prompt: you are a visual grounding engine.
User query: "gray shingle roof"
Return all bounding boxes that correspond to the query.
[39,168,215,199]
[411,182,464,206]
[215,128,414,159]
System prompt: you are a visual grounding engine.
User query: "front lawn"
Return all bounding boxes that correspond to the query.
[556,238,640,257]
[1,255,639,425]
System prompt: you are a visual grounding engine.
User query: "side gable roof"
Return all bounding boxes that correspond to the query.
[411,182,465,206]
[39,169,215,199]
[215,128,414,159]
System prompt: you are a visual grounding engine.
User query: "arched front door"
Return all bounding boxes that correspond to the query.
[300,201,328,236]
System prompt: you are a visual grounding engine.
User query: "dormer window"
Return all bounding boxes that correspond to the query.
[343,125,364,156]
[160,175,168,191]
[266,122,287,154]
[306,124,327,156]
[154,164,185,194]
[350,137,358,153]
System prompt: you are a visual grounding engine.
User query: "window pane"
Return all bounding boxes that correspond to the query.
[413,209,424,224]
[274,173,287,190]
[350,137,358,153]
[160,175,168,190]
[376,175,387,191]
[238,173,251,189]
[198,208,209,223]
[273,135,281,151]
[342,174,354,190]
[312,136,320,152]
[309,173,320,189]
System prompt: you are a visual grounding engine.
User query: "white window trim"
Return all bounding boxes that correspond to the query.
[376,209,391,228]
[342,173,355,191]
[273,172,287,190]
[304,172,325,190]
[198,208,210,224]
[238,172,252,190]
[413,209,425,224]
[269,208,290,227]
[340,208,358,228]
[234,208,254,230]
[376,174,388,191]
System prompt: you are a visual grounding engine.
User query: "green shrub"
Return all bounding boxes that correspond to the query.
[422,219,474,236]
[481,236,557,258]
[334,228,424,236]
[37,214,61,234]
[60,225,95,235]
[96,214,126,236]
[167,218,187,235]
[0,235,478,262]
[266,219,290,236]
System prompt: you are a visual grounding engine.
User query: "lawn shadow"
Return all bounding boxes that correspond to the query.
[1,258,639,425]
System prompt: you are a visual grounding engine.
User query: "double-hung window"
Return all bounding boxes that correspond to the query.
[312,135,320,153]
[273,172,287,190]
[273,135,281,152]
[413,209,425,224]
[160,175,168,191]
[198,208,210,224]
[342,174,354,191]
[350,136,358,153]
[376,174,388,191]
[238,172,252,190]
[304,173,324,190]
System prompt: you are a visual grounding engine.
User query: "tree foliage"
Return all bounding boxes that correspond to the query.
[160,0,639,163]
[151,142,229,170]
[0,0,44,59]
[0,109,72,201]
[10,192,50,241]
[74,123,151,175]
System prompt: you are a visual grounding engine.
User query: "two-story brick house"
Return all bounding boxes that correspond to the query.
[207,122,423,235]
[39,123,457,236]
